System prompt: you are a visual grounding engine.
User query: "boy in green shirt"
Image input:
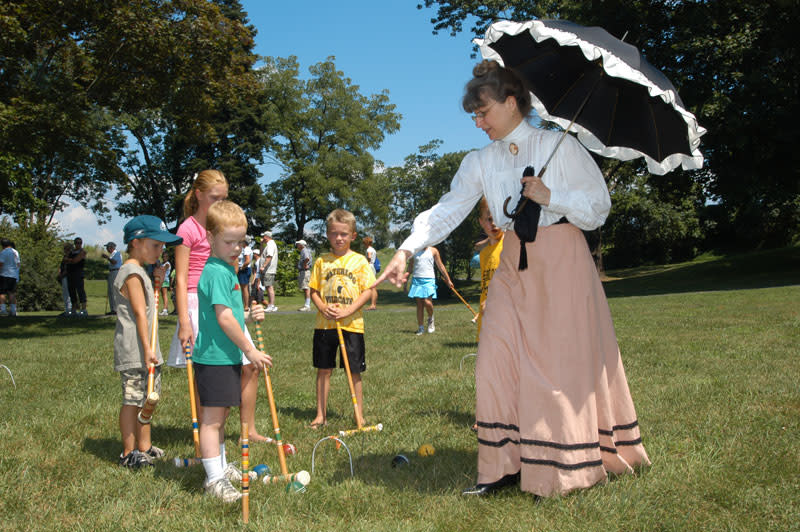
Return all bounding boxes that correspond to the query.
[194,200,271,503]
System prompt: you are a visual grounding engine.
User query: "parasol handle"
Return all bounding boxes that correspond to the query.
[503,69,605,219]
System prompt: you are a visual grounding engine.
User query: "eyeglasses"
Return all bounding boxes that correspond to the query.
[471,101,497,121]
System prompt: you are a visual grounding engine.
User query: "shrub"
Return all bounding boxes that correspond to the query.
[0,220,64,311]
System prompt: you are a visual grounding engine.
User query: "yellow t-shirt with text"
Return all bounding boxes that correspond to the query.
[308,251,375,333]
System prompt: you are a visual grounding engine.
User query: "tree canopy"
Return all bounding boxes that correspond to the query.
[418,0,800,251]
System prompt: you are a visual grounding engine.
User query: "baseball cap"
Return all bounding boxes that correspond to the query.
[105,242,116,249]
[123,215,183,246]
[295,239,307,246]
[261,230,272,238]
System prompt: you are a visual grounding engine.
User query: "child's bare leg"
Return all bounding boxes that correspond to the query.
[424,297,434,319]
[311,368,332,426]
[200,406,228,458]
[119,405,139,455]
[240,364,268,441]
[352,373,365,426]
[416,298,425,326]
[136,416,152,452]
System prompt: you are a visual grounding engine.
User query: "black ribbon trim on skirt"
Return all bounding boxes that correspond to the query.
[598,420,640,436]
[476,421,520,432]
[520,457,604,471]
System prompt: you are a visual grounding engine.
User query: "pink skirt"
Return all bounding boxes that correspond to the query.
[475,225,650,497]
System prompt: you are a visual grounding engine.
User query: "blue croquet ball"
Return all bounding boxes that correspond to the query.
[253,464,270,478]
[286,480,306,494]
[391,454,410,468]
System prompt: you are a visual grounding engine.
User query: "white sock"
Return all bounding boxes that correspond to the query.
[202,455,224,483]
[219,443,227,469]
[304,298,310,307]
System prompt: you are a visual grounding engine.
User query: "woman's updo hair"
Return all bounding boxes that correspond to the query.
[462,60,532,117]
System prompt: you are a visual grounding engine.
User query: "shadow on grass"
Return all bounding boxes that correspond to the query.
[603,246,800,298]
[1,315,116,339]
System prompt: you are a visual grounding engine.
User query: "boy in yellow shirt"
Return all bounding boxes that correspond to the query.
[308,209,375,429]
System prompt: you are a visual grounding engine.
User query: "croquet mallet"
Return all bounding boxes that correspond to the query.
[241,422,250,523]
[252,315,289,477]
[138,282,161,424]
[184,342,201,458]
[449,284,478,321]
[334,319,382,436]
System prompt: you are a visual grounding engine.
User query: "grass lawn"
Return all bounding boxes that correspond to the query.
[1,248,798,531]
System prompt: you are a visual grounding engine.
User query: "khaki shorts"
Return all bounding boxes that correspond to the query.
[120,367,162,407]
[298,270,310,290]
[262,273,276,287]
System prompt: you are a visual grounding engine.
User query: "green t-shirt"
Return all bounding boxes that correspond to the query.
[195,257,246,365]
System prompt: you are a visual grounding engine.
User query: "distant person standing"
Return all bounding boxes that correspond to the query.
[58,242,73,316]
[65,237,88,317]
[260,231,278,312]
[103,242,122,315]
[296,239,312,311]
[159,249,171,316]
[237,238,253,311]
[0,238,20,317]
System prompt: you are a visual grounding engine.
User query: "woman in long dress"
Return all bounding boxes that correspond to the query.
[375,60,649,497]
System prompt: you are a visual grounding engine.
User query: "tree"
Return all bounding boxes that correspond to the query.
[389,140,477,278]
[0,0,269,230]
[257,56,401,240]
[418,0,800,252]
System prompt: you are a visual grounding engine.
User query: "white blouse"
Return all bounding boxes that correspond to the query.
[400,121,611,255]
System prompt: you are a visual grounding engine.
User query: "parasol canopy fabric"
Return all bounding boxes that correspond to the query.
[475,19,706,175]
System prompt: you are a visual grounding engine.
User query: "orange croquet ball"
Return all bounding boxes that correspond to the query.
[417,443,435,457]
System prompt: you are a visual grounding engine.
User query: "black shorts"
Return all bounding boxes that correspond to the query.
[194,363,242,407]
[0,276,16,295]
[313,329,366,373]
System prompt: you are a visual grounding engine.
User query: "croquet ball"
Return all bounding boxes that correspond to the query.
[391,454,410,468]
[286,480,306,494]
[283,443,297,456]
[295,470,311,486]
[417,443,435,457]
[253,464,270,478]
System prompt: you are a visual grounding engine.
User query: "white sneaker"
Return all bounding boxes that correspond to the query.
[298,305,311,312]
[159,309,168,316]
[223,462,242,482]
[416,326,425,336]
[203,477,242,503]
[427,317,435,333]
[267,305,278,312]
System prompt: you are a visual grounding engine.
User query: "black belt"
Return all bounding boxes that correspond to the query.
[552,216,569,225]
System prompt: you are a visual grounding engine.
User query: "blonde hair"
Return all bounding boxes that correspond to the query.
[478,197,490,219]
[326,208,356,233]
[183,169,228,218]
[206,200,247,236]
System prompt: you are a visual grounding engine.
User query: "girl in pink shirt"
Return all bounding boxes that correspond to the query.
[167,170,269,442]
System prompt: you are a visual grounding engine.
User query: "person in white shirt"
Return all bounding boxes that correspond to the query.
[0,238,20,316]
[362,236,378,310]
[260,231,279,312]
[375,60,649,498]
[102,242,123,315]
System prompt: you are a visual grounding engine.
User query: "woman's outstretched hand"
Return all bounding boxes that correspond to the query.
[371,249,411,289]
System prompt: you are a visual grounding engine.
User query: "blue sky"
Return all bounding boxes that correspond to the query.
[54,1,491,245]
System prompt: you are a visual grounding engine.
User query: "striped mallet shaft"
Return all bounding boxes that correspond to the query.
[137,364,159,424]
[184,343,201,457]
[253,316,289,476]
[339,423,383,437]
[241,423,250,524]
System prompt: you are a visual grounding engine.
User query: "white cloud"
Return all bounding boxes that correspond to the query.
[52,202,127,248]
